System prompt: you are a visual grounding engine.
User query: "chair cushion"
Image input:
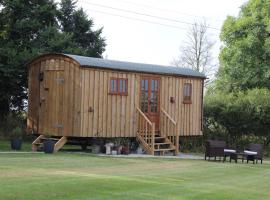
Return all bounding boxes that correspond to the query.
[244,150,257,155]
[224,149,236,153]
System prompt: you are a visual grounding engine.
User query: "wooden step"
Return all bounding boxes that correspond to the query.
[32,135,67,153]
[34,142,43,145]
[155,142,170,145]
[154,136,166,140]
[54,136,67,152]
[154,148,175,152]
[41,138,60,141]
[149,142,171,147]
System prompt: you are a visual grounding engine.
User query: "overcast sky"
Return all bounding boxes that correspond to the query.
[76,0,247,66]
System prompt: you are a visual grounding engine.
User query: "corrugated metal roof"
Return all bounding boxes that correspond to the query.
[65,54,206,78]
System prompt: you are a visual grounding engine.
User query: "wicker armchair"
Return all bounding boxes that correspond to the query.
[244,144,263,164]
[205,140,226,161]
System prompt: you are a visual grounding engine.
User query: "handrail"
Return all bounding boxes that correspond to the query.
[136,107,155,155]
[160,108,179,155]
[136,107,152,125]
[161,108,176,125]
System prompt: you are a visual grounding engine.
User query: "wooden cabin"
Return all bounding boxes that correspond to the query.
[27,53,205,155]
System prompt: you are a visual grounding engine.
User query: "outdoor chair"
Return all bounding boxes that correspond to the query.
[205,140,226,161]
[243,143,263,164]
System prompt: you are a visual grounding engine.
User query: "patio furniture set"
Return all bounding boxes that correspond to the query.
[205,140,263,164]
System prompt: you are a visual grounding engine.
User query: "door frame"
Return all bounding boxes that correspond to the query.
[140,75,161,130]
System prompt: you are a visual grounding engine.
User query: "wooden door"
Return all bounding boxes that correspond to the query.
[39,69,64,136]
[140,76,160,130]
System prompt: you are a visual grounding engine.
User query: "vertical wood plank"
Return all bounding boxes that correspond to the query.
[80,69,85,136]
[88,70,95,137]
[107,72,113,137]
[125,74,131,137]
[93,70,99,136]
[111,72,116,137]
[103,71,108,136]
[62,60,69,136]
[98,71,104,135]
[115,73,121,137]
[129,74,135,136]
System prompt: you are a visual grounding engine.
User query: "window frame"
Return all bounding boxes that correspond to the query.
[109,77,128,95]
[183,83,192,104]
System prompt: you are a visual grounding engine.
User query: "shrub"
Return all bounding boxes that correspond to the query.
[204,88,270,148]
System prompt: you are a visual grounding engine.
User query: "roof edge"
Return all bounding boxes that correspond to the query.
[26,53,80,66]
[27,53,206,79]
[80,64,206,79]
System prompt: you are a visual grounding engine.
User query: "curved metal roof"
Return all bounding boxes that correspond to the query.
[63,54,205,78]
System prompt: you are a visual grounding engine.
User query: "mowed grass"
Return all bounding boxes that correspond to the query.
[0,153,270,200]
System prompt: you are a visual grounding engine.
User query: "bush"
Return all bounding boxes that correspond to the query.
[204,88,270,150]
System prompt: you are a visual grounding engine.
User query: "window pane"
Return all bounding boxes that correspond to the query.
[151,80,158,92]
[140,91,148,112]
[141,80,145,90]
[150,91,158,112]
[122,79,126,93]
[184,83,192,101]
[110,79,117,93]
[119,80,123,92]
[145,80,148,90]
[151,80,155,91]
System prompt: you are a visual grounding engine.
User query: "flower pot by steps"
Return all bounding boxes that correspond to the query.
[43,139,55,154]
[10,139,22,150]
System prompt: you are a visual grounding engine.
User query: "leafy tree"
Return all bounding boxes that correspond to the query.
[58,0,106,57]
[0,0,106,118]
[217,0,270,92]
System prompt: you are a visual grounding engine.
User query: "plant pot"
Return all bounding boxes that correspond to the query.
[43,139,55,154]
[121,146,130,155]
[10,138,22,150]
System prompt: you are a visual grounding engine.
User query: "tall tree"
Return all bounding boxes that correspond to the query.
[0,0,106,118]
[172,20,215,79]
[58,0,106,57]
[217,0,270,92]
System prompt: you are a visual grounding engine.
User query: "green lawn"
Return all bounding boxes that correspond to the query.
[0,152,269,200]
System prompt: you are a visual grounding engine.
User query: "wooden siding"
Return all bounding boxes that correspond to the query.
[27,56,82,137]
[28,55,203,138]
[80,68,203,137]
[80,69,140,137]
[160,76,203,136]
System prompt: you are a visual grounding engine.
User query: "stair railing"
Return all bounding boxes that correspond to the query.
[160,108,179,155]
[136,107,155,155]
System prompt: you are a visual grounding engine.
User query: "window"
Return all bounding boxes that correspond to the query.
[109,78,128,95]
[183,83,192,103]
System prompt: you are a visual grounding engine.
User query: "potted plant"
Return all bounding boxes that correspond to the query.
[43,131,55,154]
[10,127,23,150]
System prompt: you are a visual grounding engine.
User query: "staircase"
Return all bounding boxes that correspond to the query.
[32,135,67,153]
[153,136,176,156]
[136,107,179,156]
